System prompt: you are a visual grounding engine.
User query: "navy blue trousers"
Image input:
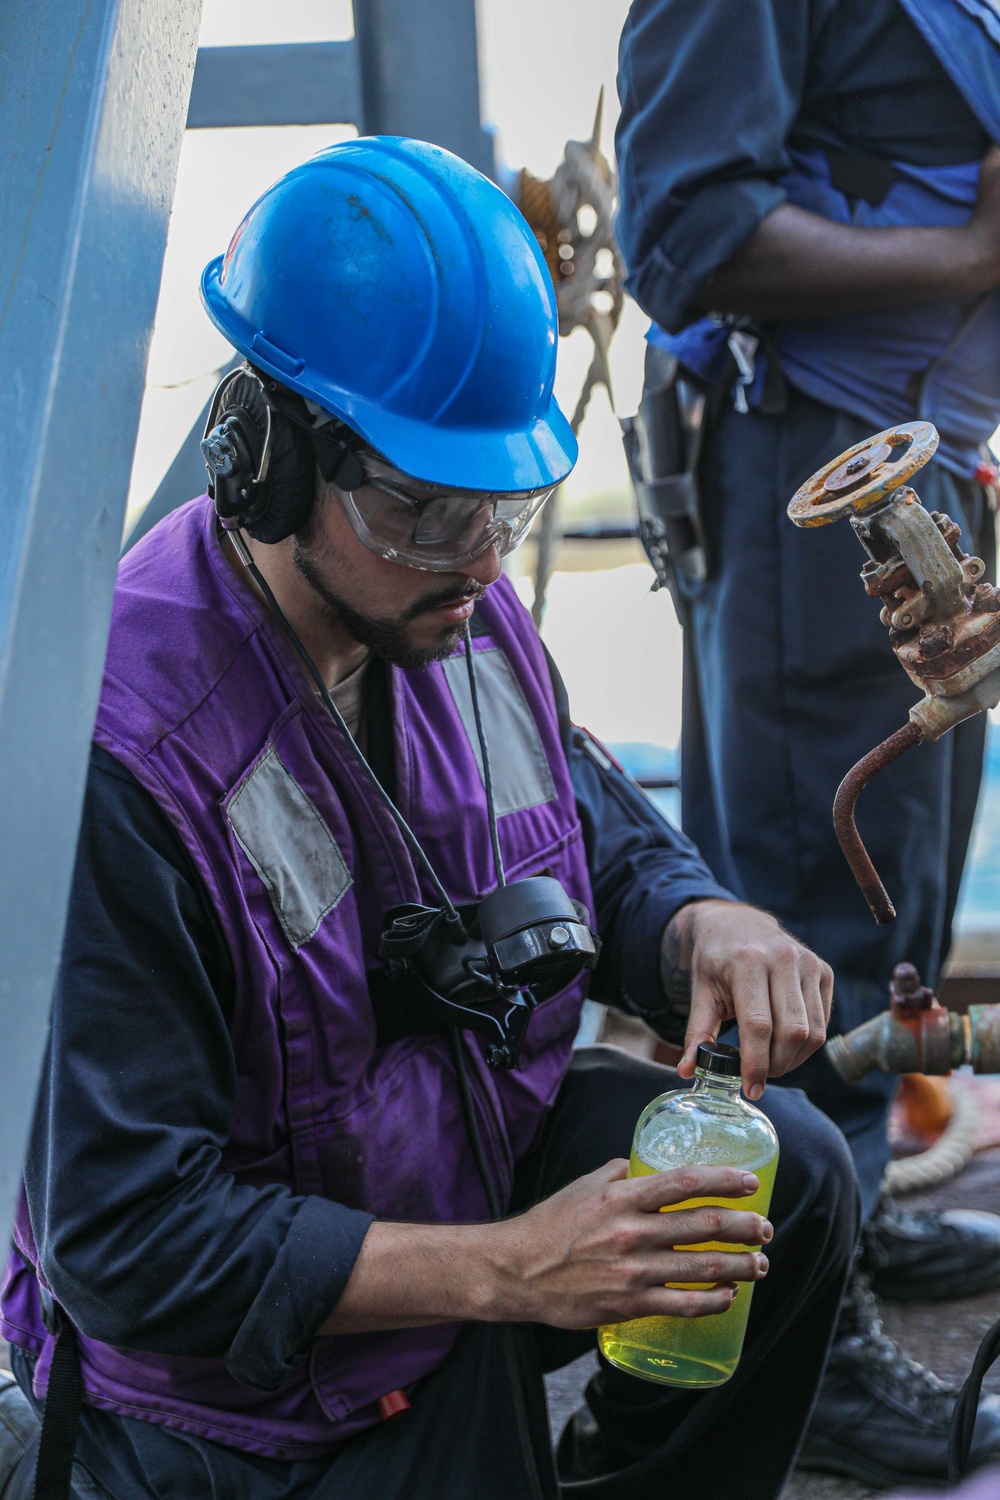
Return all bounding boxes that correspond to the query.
[674,374,992,1216]
[12,1049,858,1500]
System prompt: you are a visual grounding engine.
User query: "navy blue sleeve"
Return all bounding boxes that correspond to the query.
[25,747,373,1393]
[543,650,735,1042]
[615,0,822,330]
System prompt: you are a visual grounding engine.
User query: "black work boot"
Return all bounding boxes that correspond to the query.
[798,1266,1000,1489]
[862,1196,1000,1302]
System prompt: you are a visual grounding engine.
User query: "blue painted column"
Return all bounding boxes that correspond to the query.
[0,0,202,1239]
[354,0,496,176]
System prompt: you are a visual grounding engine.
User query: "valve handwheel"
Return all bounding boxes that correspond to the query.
[787,420,939,528]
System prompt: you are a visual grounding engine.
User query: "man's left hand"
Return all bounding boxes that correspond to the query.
[662,900,833,1100]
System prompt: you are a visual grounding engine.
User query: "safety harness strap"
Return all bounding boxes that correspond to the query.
[32,1306,83,1500]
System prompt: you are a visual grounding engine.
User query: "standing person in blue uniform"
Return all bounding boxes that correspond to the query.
[615,0,1000,1487]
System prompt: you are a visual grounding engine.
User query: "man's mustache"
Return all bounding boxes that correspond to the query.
[403,580,487,620]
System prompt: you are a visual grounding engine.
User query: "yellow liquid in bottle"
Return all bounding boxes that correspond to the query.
[598,1081,778,1388]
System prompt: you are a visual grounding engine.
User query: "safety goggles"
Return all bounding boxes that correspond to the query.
[335,454,555,571]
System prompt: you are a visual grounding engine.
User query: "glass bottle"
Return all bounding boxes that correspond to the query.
[598,1041,778,1387]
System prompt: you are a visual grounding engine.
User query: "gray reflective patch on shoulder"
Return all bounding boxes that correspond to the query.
[226,749,352,948]
[441,648,556,815]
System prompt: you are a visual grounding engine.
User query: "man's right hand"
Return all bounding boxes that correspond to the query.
[323,1161,770,1337]
[487,1159,770,1328]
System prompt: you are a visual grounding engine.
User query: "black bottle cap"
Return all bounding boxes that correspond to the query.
[695,1041,741,1077]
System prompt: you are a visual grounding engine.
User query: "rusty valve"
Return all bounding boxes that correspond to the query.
[826,963,1000,1083]
[788,421,1000,924]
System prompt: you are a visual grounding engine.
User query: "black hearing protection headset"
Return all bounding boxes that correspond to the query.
[200,365,365,544]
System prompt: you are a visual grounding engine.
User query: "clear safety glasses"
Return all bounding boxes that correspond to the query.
[335,455,555,572]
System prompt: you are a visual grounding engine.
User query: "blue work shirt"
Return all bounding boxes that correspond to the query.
[24,654,731,1391]
[615,0,991,335]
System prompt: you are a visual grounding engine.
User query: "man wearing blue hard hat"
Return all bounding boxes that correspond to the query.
[1,138,857,1498]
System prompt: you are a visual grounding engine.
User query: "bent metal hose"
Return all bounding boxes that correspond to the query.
[832,721,925,924]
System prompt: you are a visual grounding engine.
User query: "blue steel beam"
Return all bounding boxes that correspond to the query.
[355,0,496,176]
[185,9,490,162]
[187,42,363,129]
[0,0,202,1239]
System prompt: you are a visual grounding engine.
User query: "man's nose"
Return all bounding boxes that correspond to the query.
[459,544,503,588]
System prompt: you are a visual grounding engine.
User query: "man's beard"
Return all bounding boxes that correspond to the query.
[291,538,485,669]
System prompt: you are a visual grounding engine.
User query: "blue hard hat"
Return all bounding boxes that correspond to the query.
[200,137,577,493]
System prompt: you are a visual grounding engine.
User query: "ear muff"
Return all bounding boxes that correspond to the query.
[202,368,316,544]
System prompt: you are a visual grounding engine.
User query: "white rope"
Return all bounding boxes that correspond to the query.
[884,1081,980,1195]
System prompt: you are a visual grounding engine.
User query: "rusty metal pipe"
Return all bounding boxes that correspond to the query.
[826,1007,959,1083]
[832,721,924,924]
[827,1002,1000,1083]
